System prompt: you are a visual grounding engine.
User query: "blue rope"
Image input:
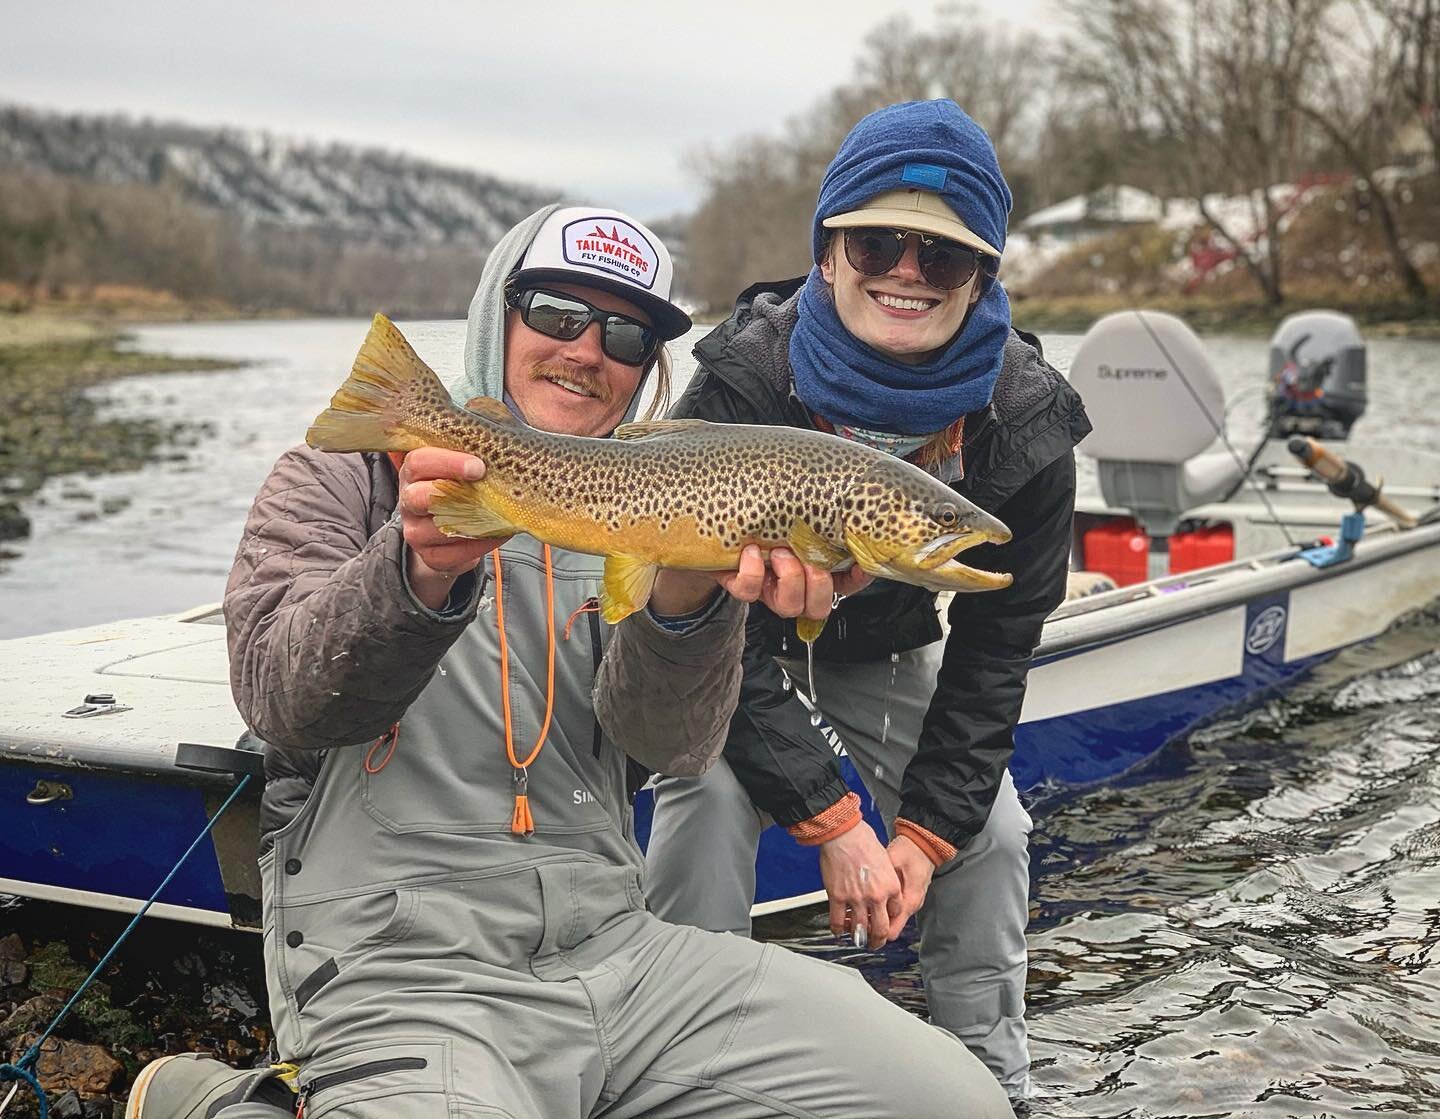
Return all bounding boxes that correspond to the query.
[0,1062,46,1119]
[0,773,252,1117]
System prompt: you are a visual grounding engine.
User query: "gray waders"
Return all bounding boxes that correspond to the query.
[645,641,1035,1100]
[250,544,1011,1118]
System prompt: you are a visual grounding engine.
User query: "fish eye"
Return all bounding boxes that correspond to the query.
[936,503,960,528]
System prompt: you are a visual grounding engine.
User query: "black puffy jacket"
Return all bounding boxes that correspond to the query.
[672,279,1091,849]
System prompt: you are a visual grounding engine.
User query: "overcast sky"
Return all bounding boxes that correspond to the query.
[3,0,1058,220]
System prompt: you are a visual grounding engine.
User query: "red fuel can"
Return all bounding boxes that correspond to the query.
[1081,518,1150,586]
[1169,524,1235,574]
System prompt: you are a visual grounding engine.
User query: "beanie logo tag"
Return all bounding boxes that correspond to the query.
[900,163,948,191]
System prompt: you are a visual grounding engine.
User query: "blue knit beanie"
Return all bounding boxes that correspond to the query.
[811,100,1012,261]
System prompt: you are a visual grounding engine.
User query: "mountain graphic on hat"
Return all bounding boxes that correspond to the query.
[587,225,639,250]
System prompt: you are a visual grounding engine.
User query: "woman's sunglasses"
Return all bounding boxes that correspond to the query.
[842,227,988,291]
[505,286,661,367]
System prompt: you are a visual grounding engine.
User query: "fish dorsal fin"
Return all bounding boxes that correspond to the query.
[463,396,524,427]
[612,418,711,441]
[600,554,660,623]
[787,519,848,569]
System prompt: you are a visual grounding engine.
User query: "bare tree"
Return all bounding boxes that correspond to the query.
[1372,0,1439,167]
[1290,1,1430,300]
[1062,0,1336,305]
[682,7,1045,313]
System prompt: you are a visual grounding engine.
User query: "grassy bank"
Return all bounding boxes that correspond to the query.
[0,313,243,549]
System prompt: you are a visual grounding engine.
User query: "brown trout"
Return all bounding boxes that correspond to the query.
[306,314,1013,636]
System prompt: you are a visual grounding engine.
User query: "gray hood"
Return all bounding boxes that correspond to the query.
[453,203,563,408]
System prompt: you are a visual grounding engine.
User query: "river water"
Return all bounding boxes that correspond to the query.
[1,320,1438,1116]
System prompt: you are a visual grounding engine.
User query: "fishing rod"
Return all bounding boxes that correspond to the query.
[1287,436,1417,529]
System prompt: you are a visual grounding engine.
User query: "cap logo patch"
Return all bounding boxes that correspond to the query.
[901,163,948,191]
[561,217,659,290]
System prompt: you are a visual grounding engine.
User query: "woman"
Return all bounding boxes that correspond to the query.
[644,99,1091,1109]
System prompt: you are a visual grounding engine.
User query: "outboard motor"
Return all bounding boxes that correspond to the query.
[1267,310,1366,440]
[1070,310,1248,577]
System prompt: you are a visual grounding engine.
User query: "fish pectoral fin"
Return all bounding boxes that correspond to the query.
[787,519,849,568]
[795,616,828,644]
[463,396,524,427]
[612,418,712,441]
[601,555,660,623]
[428,480,520,539]
[842,528,889,575]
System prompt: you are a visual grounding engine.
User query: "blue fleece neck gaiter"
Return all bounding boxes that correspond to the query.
[789,267,1009,434]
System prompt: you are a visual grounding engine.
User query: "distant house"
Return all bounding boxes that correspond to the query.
[1018,185,1165,244]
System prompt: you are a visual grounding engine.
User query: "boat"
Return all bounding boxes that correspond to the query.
[3,310,1438,928]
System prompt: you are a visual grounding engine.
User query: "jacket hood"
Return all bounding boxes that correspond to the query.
[454,204,562,408]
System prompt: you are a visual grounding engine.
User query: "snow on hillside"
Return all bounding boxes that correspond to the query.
[0,105,560,247]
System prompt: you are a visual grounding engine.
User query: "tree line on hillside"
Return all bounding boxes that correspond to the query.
[0,169,490,317]
[684,0,1439,313]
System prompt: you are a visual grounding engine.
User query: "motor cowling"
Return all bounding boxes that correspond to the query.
[1070,310,1245,539]
[1267,310,1366,440]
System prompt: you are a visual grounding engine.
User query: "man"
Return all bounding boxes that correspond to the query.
[643,101,1091,1109]
[126,203,1012,1118]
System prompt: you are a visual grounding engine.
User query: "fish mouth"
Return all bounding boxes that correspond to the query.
[913,509,1013,571]
[893,559,1013,593]
[847,518,1014,594]
[887,507,1015,590]
[915,530,988,570]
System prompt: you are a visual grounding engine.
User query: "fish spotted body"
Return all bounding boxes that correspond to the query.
[306,314,1013,636]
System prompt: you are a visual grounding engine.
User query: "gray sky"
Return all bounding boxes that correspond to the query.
[3,0,1056,220]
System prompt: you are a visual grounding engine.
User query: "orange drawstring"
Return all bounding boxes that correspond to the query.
[364,722,400,773]
[494,543,556,836]
[563,597,601,641]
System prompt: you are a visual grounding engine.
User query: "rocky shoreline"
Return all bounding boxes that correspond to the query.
[0,897,270,1118]
[0,316,242,562]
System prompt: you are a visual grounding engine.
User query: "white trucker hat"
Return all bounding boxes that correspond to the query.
[512,206,692,340]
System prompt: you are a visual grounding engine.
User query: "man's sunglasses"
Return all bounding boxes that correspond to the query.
[842,227,988,291]
[505,286,661,367]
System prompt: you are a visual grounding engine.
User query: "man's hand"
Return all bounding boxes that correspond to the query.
[884,834,937,941]
[817,821,903,950]
[650,545,874,621]
[397,448,509,609]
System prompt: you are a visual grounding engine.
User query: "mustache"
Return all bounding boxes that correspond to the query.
[531,361,610,403]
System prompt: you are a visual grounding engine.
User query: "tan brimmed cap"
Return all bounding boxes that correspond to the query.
[821,187,1001,258]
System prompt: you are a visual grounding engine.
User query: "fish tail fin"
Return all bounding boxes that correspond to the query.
[306,313,450,453]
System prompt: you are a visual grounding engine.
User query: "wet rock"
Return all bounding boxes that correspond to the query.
[0,935,26,986]
[47,1089,94,1118]
[2,994,65,1038]
[13,1032,122,1096]
[0,499,30,541]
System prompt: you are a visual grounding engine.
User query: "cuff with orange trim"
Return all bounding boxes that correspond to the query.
[893,818,958,867]
[786,792,863,846]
